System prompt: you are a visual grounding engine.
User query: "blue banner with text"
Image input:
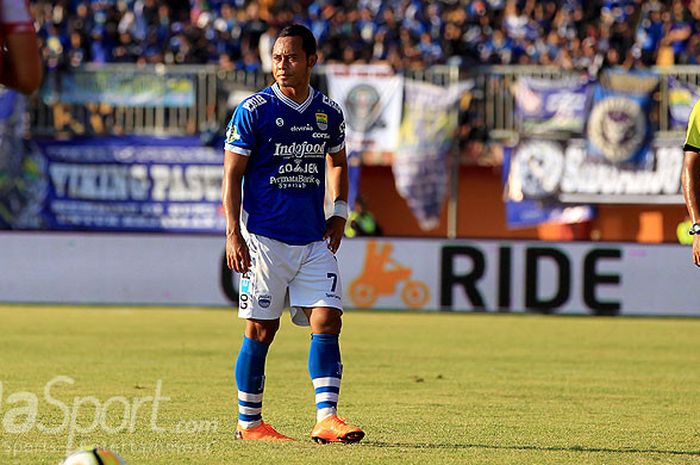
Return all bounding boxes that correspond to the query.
[25,136,225,232]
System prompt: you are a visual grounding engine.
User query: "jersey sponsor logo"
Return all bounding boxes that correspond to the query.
[242,95,267,112]
[226,124,241,143]
[315,112,328,130]
[240,277,251,294]
[278,161,319,175]
[322,95,343,114]
[276,118,284,127]
[291,124,313,132]
[312,132,330,139]
[269,174,322,188]
[273,141,326,158]
[240,292,250,310]
[257,294,272,308]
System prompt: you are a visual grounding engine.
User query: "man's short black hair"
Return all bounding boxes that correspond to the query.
[277,24,317,57]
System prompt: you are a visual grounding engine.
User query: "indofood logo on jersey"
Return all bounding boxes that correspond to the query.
[273,141,326,158]
[315,112,328,130]
[587,96,645,163]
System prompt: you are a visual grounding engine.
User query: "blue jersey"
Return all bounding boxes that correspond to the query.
[225,83,345,245]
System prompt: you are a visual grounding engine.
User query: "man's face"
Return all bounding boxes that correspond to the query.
[272,36,317,88]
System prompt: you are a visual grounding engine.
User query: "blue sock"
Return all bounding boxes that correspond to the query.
[235,336,269,428]
[308,333,342,421]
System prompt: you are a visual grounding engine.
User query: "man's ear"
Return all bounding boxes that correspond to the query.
[308,53,318,68]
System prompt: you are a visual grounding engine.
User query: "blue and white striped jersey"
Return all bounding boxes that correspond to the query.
[225,83,345,245]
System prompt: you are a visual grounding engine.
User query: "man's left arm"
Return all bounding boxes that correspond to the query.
[324,147,349,254]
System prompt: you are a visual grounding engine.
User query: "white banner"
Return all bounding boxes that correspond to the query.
[393,80,469,230]
[325,64,403,153]
[2,234,700,316]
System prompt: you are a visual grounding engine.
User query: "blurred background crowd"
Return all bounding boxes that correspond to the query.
[29,0,700,74]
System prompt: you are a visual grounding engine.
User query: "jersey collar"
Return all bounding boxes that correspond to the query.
[272,83,315,113]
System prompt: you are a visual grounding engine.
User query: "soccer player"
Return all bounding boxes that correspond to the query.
[221,24,365,443]
[0,0,43,94]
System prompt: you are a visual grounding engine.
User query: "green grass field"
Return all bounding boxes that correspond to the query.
[1,305,699,465]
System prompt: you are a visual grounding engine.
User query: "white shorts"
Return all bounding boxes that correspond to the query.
[238,232,343,326]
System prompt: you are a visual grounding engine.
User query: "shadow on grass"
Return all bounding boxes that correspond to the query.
[364,441,700,457]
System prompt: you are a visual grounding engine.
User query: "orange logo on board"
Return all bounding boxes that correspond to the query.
[349,240,429,309]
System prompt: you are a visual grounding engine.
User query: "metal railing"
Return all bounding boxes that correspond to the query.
[26,64,695,139]
[27,64,462,137]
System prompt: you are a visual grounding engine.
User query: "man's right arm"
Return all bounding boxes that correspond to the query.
[222,151,250,273]
[682,151,700,267]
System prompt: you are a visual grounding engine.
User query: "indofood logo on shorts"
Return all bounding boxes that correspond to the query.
[587,96,645,163]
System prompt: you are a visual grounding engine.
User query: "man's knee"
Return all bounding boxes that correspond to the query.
[309,308,342,335]
[245,319,280,344]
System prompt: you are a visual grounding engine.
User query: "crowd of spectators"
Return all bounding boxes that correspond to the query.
[29,0,700,73]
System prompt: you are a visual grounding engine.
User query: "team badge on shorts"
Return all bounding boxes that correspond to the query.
[315,112,328,130]
[257,294,272,308]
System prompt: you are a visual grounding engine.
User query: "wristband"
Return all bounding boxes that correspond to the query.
[332,200,348,220]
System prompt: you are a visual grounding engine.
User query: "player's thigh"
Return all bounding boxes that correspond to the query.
[238,234,293,321]
[289,242,343,310]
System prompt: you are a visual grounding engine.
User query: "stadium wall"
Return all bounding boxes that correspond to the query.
[1,232,698,316]
[361,165,688,243]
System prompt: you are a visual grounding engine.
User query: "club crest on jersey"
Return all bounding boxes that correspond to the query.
[315,112,328,130]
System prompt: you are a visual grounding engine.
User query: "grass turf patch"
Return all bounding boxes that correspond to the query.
[0,306,699,465]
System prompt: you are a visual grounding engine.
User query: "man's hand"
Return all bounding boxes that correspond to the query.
[693,235,700,267]
[226,232,251,273]
[324,216,346,254]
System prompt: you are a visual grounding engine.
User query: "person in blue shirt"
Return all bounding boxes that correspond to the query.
[221,24,364,444]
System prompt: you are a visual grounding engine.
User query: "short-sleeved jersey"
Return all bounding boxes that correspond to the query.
[225,83,345,245]
[684,98,700,153]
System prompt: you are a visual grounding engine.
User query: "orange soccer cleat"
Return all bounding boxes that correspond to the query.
[235,421,294,441]
[311,415,365,444]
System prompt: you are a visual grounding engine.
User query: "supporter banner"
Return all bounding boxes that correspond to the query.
[502,146,596,228]
[43,70,195,107]
[600,68,659,94]
[587,84,653,164]
[393,80,468,230]
[507,137,683,204]
[514,76,590,134]
[325,64,403,153]
[25,136,225,232]
[0,89,36,229]
[668,77,700,130]
[3,234,700,317]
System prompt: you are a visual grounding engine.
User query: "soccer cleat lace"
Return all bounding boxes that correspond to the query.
[311,415,365,444]
[235,421,294,441]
